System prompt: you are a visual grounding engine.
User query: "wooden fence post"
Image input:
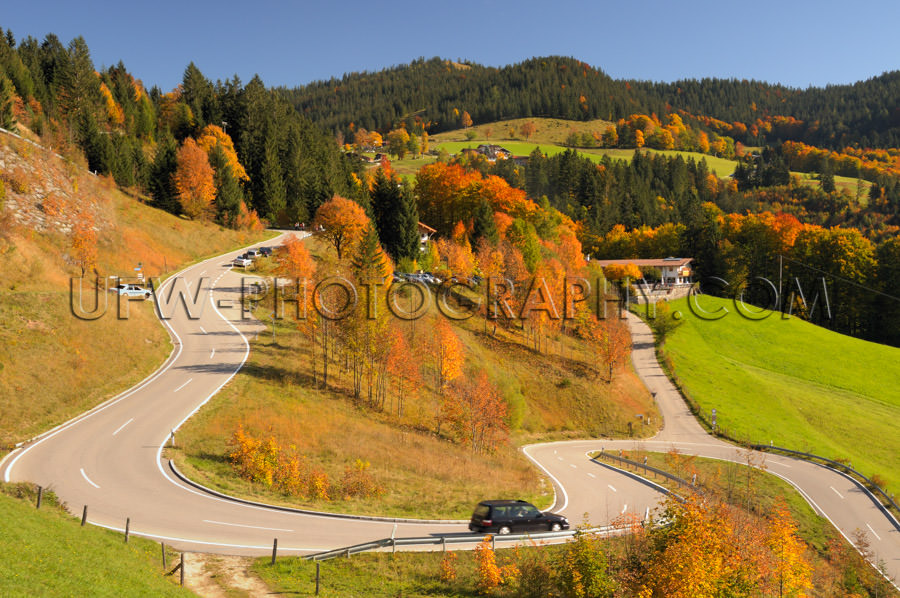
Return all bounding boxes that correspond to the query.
[180,553,185,587]
[36,486,42,509]
[162,543,167,569]
[315,561,320,595]
[81,505,88,526]
[271,538,278,565]
[124,517,130,543]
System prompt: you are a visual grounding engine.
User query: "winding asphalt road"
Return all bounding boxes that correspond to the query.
[2,237,898,581]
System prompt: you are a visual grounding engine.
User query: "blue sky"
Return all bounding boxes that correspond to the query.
[3,1,898,91]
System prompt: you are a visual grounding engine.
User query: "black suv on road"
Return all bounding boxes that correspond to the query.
[469,500,569,535]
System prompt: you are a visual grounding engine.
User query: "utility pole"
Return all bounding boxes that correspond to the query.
[778,254,783,313]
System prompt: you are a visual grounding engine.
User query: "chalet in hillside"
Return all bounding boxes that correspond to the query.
[594,257,694,286]
[475,144,512,161]
[417,221,436,251]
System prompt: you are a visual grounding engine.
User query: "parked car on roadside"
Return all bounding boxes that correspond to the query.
[259,247,273,257]
[111,283,152,299]
[469,500,569,535]
[233,255,253,268]
[245,248,261,259]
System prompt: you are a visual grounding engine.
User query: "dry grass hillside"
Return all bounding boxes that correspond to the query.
[0,131,271,446]
[173,235,660,518]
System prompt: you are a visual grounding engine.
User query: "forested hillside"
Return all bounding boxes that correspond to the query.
[0,30,360,227]
[280,56,900,148]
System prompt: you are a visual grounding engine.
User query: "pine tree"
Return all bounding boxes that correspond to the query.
[261,138,286,224]
[0,74,15,130]
[210,144,243,226]
[820,160,836,193]
[370,169,400,255]
[396,180,420,261]
[370,170,419,262]
[472,199,499,246]
[149,132,180,214]
[57,36,101,119]
[181,62,218,130]
[352,224,391,282]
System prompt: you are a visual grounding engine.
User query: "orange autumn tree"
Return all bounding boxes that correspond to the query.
[415,162,482,235]
[441,369,508,452]
[313,195,370,259]
[765,499,812,597]
[430,317,465,392]
[278,234,316,280]
[385,326,422,418]
[174,137,216,220]
[521,121,537,140]
[584,312,631,383]
[437,221,476,278]
[234,200,264,231]
[98,81,124,126]
[602,262,642,282]
[196,124,248,181]
[71,211,98,277]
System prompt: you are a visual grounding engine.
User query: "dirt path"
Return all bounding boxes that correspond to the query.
[184,553,271,597]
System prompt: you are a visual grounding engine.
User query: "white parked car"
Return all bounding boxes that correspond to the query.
[111,283,152,299]
[245,248,261,259]
[233,255,253,268]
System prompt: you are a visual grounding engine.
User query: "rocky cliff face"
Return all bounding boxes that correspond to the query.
[0,128,111,271]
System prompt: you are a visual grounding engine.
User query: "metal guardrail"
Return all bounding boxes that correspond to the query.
[752,444,900,523]
[305,526,617,561]
[593,450,700,499]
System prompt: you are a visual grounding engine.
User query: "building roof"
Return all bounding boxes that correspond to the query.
[417,222,437,233]
[594,257,693,268]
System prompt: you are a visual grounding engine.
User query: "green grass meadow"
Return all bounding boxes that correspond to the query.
[659,295,900,492]
[0,484,189,597]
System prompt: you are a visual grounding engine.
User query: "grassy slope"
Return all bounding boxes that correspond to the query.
[427,118,871,191]
[173,237,658,519]
[0,137,273,446]
[662,295,900,492]
[430,116,616,146]
[0,484,190,597]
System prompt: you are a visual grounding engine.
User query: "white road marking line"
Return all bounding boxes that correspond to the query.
[199,270,207,276]
[830,486,845,499]
[112,418,134,436]
[210,348,215,359]
[173,378,193,393]
[622,504,627,514]
[569,463,577,469]
[769,461,791,468]
[203,520,294,533]
[608,484,617,492]
[199,326,207,334]
[91,520,322,551]
[557,456,564,461]
[865,523,881,541]
[80,468,100,489]
[587,472,596,478]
